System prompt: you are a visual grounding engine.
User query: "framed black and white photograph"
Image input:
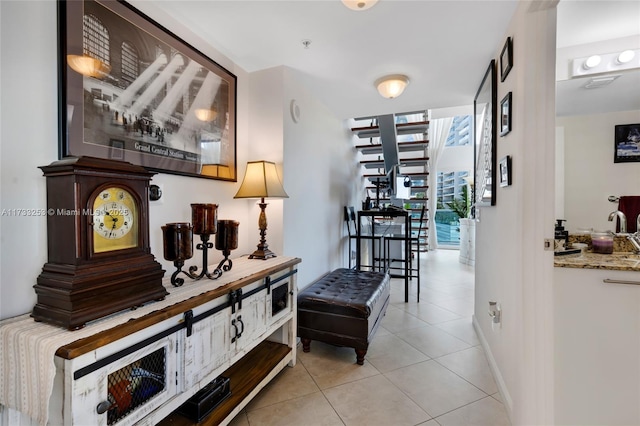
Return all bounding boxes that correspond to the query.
[500,37,513,82]
[614,123,640,163]
[500,92,512,137]
[499,155,512,187]
[59,0,237,180]
[473,60,497,207]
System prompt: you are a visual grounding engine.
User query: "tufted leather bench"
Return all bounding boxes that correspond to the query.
[297,268,390,365]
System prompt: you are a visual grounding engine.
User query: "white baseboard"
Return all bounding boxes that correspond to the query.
[472,314,514,423]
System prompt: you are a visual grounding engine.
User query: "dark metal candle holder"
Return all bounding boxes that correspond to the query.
[178,233,222,284]
[215,220,239,273]
[162,204,226,287]
[161,222,196,287]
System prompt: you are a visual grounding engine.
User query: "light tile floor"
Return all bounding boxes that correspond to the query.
[229,249,511,426]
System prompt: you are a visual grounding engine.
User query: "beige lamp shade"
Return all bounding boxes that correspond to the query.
[375,74,410,99]
[234,161,288,199]
[67,55,111,78]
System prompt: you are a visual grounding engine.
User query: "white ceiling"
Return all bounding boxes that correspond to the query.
[136,0,639,119]
[135,0,519,119]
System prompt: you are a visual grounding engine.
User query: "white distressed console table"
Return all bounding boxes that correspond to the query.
[0,256,301,426]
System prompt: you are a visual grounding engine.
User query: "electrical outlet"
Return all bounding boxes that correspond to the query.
[544,238,554,251]
[489,301,502,330]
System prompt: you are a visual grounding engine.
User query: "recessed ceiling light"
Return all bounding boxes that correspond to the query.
[341,0,378,11]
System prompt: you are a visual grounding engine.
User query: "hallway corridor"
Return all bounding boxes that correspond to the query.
[230,250,510,426]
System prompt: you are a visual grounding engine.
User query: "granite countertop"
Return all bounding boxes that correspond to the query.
[554,251,640,271]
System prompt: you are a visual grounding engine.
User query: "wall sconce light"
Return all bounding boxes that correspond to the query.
[341,0,378,11]
[67,54,111,78]
[571,48,640,78]
[374,74,410,99]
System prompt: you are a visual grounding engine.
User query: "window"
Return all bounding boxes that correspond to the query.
[435,115,472,247]
[121,41,139,82]
[83,14,110,66]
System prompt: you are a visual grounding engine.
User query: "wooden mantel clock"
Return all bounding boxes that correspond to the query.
[32,156,167,330]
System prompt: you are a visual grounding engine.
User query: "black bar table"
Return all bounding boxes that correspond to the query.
[356,209,410,302]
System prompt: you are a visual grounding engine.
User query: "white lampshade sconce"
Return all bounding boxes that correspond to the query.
[374,74,410,99]
[571,49,639,78]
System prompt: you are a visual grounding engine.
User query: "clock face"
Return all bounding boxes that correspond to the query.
[92,186,139,253]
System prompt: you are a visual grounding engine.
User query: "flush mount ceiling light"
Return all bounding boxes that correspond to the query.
[571,48,640,78]
[341,0,378,11]
[374,74,410,99]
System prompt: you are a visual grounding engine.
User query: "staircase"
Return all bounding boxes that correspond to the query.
[351,111,430,252]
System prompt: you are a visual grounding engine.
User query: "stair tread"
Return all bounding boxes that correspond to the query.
[351,120,429,132]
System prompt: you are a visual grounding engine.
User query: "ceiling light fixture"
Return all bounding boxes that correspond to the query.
[571,48,640,78]
[374,74,410,99]
[341,0,378,11]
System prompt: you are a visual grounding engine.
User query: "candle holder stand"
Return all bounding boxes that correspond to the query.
[215,248,233,274]
[214,219,239,276]
[170,234,222,287]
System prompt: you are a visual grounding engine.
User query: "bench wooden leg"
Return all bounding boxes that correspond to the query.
[301,338,311,353]
[355,348,367,365]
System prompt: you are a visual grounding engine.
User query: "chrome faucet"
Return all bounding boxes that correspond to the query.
[608,210,627,233]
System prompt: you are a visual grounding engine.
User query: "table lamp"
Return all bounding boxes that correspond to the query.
[234,160,289,259]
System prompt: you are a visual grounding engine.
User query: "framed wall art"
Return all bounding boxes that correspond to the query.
[499,155,512,187]
[500,92,512,136]
[614,123,640,163]
[58,0,237,181]
[474,60,497,207]
[500,37,513,82]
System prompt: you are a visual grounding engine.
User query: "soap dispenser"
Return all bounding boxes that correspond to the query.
[554,219,569,250]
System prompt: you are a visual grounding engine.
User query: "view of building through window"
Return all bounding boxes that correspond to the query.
[436,115,472,247]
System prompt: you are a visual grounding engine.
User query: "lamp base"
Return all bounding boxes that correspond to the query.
[249,247,277,260]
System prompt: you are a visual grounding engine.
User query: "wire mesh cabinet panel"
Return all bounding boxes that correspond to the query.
[65,335,178,426]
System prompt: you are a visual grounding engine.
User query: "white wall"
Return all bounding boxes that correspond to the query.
[282,67,360,288]
[241,65,359,289]
[0,0,353,320]
[557,109,640,233]
[473,1,557,425]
